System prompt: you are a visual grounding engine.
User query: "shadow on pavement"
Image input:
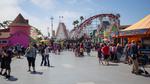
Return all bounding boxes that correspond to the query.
[139,71,150,77]
[143,74,150,77]
[108,63,119,66]
[136,74,150,77]
[30,71,43,75]
[6,76,18,81]
[49,65,55,68]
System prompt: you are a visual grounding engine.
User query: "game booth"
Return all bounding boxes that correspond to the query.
[113,15,150,62]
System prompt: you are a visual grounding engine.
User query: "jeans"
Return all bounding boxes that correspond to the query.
[27,57,35,67]
[45,54,50,66]
[41,54,46,66]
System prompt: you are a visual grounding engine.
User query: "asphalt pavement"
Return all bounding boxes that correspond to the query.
[0,51,150,84]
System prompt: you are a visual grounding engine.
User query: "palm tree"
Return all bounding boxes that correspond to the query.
[75,20,79,28]
[3,20,12,26]
[73,20,79,29]
[73,21,76,28]
[80,16,84,23]
[0,20,12,29]
[0,23,5,29]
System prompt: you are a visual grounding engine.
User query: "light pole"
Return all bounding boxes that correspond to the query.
[50,16,54,38]
[47,27,50,37]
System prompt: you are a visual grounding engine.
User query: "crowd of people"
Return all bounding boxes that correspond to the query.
[0,42,63,79]
[71,40,149,75]
[0,44,25,78]
[0,40,149,79]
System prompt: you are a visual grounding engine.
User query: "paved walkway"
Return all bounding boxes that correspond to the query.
[0,51,150,84]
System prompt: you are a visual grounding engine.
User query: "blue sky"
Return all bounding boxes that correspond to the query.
[0,0,150,36]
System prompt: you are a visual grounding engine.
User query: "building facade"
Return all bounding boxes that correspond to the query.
[0,13,31,48]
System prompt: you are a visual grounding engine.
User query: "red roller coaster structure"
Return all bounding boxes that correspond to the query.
[72,13,120,39]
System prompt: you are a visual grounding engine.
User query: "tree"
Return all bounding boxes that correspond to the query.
[75,20,79,27]
[80,16,84,23]
[0,23,5,29]
[35,28,42,35]
[73,21,76,28]
[0,20,12,29]
[73,20,79,29]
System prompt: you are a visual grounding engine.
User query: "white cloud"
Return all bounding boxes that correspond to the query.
[30,0,55,10]
[0,0,49,36]
[0,0,18,6]
[0,0,86,36]
[0,0,22,22]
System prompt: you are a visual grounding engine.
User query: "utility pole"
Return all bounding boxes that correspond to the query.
[47,27,50,37]
[50,16,54,38]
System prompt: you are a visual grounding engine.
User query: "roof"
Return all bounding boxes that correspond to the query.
[119,25,130,30]
[122,15,150,31]
[9,13,30,26]
[56,22,68,40]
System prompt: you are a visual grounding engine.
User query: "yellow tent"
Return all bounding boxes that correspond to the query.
[122,15,150,31]
[118,15,150,45]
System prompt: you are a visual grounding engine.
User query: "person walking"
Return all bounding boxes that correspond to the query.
[86,41,91,56]
[25,44,37,73]
[40,45,46,66]
[16,44,22,58]
[116,43,123,62]
[0,48,7,76]
[44,45,50,67]
[111,44,117,62]
[79,43,84,57]
[5,47,13,78]
[97,43,104,64]
[101,43,110,65]
[0,47,13,78]
[129,40,139,74]
[0,47,3,63]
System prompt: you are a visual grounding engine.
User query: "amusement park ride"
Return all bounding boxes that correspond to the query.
[71,13,120,42]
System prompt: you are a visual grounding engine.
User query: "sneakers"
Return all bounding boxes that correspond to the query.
[145,71,149,75]
[2,72,7,76]
[6,75,10,78]
[28,69,31,72]
[33,71,36,73]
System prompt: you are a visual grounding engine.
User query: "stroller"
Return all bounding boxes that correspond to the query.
[138,55,149,75]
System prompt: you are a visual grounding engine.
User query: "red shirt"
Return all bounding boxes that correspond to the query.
[101,46,110,55]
